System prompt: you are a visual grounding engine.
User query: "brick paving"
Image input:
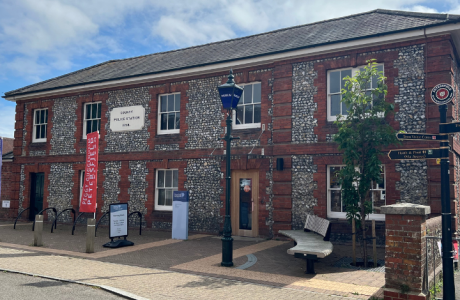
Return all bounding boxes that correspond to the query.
[0,221,384,299]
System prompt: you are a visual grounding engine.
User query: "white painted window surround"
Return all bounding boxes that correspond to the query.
[158,93,180,135]
[32,108,48,143]
[83,102,101,139]
[155,169,178,211]
[233,82,261,129]
[327,165,385,221]
[327,64,384,122]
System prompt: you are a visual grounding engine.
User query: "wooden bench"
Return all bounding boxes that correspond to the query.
[279,215,333,274]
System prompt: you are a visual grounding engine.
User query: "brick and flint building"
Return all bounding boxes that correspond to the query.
[3,9,460,240]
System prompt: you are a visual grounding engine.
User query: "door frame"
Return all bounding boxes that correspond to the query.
[231,169,259,237]
[29,173,44,221]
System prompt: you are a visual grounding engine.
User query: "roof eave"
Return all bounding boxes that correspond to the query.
[4,20,460,102]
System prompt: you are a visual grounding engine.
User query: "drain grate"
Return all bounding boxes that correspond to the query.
[333,257,385,273]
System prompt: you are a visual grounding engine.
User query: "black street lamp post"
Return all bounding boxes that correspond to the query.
[218,70,244,267]
[439,104,455,299]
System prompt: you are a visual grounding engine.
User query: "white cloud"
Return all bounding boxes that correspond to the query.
[408,5,440,13]
[0,0,457,88]
[150,0,446,47]
[154,16,236,46]
[0,0,455,140]
[0,0,155,85]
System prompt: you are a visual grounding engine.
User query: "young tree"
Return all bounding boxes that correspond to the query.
[333,59,399,267]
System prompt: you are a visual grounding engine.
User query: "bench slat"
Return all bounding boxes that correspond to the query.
[279,230,333,259]
[304,215,329,237]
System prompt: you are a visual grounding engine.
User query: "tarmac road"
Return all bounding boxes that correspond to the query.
[0,272,124,300]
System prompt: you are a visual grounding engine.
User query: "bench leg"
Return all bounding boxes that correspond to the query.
[305,254,317,274]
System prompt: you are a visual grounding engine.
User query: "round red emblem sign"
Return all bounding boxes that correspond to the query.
[244,185,251,193]
[436,88,449,100]
[431,83,454,105]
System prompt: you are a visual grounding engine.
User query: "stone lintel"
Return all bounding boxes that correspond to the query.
[381,203,430,216]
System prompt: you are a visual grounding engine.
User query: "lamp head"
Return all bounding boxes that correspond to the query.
[218,69,244,110]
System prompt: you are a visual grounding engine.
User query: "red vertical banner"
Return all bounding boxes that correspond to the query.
[80,131,99,213]
[453,240,459,262]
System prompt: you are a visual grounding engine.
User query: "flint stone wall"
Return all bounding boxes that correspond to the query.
[392,45,427,205]
[152,221,172,230]
[291,155,317,230]
[395,160,428,204]
[22,106,28,156]
[358,45,427,205]
[18,165,25,210]
[393,44,426,133]
[104,87,151,153]
[185,76,224,150]
[154,144,179,151]
[265,158,274,237]
[185,159,223,233]
[292,61,318,143]
[101,161,121,213]
[128,161,148,218]
[50,96,78,155]
[29,150,46,156]
[47,163,74,221]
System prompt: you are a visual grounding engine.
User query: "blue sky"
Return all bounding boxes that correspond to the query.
[0,0,456,138]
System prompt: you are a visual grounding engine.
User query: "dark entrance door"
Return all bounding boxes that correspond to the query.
[29,173,44,221]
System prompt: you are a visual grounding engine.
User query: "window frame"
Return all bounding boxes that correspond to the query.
[32,108,48,143]
[233,82,262,130]
[157,93,181,135]
[326,165,385,221]
[327,64,384,122]
[155,169,179,211]
[82,102,102,139]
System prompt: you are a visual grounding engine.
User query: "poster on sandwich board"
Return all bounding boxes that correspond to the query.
[109,203,128,238]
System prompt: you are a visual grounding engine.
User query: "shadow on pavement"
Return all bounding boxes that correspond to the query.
[22,280,71,288]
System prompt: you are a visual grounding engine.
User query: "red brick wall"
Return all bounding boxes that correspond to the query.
[384,213,428,300]
[0,161,14,219]
[6,34,460,236]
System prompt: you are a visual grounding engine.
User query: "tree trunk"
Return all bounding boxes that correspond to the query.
[361,206,367,268]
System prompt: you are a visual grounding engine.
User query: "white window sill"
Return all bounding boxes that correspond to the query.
[234,123,261,130]
[327,212,385,221]
[155,206,173,211]
[157,130,180,135]
[32,139,47,143]
[328,112,384,122]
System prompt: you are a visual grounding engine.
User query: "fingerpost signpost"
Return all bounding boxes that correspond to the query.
[389,83,455,298]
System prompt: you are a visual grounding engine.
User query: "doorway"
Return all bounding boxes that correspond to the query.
[231,170,259,237]
[29,173,44,221]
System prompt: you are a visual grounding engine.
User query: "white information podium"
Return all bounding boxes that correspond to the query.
[172,191,189,240]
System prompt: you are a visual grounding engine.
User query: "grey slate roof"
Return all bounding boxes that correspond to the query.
[2,151,13,160]
[5,9,460,97]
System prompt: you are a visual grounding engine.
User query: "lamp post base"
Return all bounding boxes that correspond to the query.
[221,235,234,267]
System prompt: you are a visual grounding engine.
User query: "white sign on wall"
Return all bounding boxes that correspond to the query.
[110,105,145,132]
[2,200,10,208]
[109,203,128,238]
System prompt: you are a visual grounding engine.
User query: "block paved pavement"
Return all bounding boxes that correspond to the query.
[0,222,385,299]
[0,247,363,300]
